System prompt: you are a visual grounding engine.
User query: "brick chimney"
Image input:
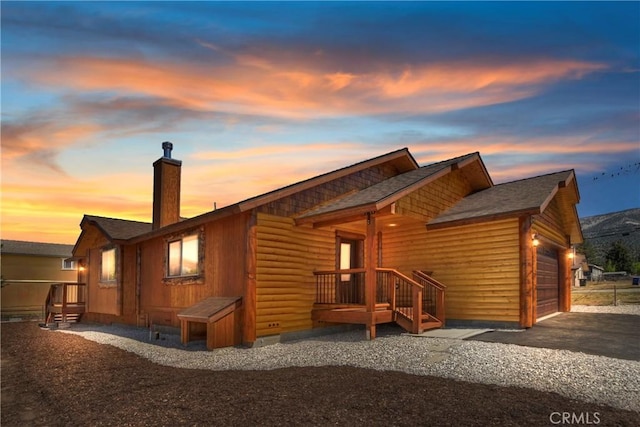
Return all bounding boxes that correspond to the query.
[152,141,181,230]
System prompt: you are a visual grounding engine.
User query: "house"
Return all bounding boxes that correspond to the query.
[586,264,605,282]
[70,143,582,349]
[1,240,77,320]
[571,253,588,287]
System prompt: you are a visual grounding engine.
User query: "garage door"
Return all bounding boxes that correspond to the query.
[537,246,559,318]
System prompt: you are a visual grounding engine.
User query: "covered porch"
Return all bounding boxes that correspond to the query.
[299,207,447,339]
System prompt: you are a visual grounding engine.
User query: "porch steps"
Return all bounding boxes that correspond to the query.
[46,312,82,327]
[394,308,442,332]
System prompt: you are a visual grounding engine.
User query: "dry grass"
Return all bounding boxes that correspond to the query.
[572,279,640,306]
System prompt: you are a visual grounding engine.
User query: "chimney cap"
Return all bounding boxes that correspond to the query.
[162,141,173,158]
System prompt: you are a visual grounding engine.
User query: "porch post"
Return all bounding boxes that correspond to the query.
[365,213,377,340]
[519,217,534,328]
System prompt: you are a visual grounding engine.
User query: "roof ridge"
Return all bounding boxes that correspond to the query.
[84,214,151,225]
[1,239,74,246]
[420,152,478,168]
[493,169,573,186]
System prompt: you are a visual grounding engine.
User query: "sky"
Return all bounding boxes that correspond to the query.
[1,1,639,244]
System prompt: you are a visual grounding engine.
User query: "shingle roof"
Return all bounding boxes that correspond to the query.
[83,215,152,241]
[428,170,574,227]
[298,152,479,220]
[1,240,74,257]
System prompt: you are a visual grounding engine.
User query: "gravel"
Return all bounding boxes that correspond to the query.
[59,305,640,413]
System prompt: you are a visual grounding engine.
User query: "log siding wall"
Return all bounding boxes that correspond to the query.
[384,219,521,323]
[532,198,569,247]
[395,169,473,221]
[255,213,334,337]
[381,169,522,323]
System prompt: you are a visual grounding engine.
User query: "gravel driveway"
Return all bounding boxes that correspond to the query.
[55,305,640,413]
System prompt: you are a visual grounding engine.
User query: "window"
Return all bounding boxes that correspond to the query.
[101,248,116,282]
[62,259,76,270]
[167,234,199,277]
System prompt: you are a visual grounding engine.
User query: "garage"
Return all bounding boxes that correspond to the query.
[536,246,560,318]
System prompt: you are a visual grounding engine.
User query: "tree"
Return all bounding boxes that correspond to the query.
[605,241,633,273]
[576,240,597,264]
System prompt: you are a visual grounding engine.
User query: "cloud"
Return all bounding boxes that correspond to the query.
[16,53,607,121]
[1,119,103,173]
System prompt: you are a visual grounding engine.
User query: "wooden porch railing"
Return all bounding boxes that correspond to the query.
[45,282,86,324]
[314,269,367,305]
[412,270,446,326]
[314,268,445,334]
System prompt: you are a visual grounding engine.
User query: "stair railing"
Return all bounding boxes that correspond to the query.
[375,268,423,334]
[412,270,446,325]
[45,283,87,324]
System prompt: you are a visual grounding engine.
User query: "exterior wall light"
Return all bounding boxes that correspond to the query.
[532,234,540,247]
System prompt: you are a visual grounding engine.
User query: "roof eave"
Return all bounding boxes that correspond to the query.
[238,148,418,212]
[127,203,242,244]
[427,207,541,231]
[296,160,463,226]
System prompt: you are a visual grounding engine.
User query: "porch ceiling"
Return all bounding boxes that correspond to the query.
[317,209,424,235]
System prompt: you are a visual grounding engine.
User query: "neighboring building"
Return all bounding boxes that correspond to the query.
[1,240,77,319]
[71,144,583,349]
[571,253,588,287]
[586,264,605,282]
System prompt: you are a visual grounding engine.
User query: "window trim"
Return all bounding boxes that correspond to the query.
[99,246,118,286]
[163,227,205,285]
[61,259,77,271]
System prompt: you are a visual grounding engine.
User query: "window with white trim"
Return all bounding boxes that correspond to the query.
[167,234,199,277]
[101,248,116,282]
[62,259,76,270]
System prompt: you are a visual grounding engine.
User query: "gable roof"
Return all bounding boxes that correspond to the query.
[428,170,577,229]
[127,147,420,243]
[81,215,152,241]
[296,152,489,224]
[1,240,74,257]
[236,147,419,212]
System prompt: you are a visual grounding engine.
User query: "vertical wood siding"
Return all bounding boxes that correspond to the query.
[139,213,248,328]
[84,225,121,316]
[255,213,334,337]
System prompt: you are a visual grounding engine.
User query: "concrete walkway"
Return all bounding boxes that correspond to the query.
[470,312,640,361]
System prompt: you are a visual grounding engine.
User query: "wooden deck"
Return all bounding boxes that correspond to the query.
[313,269,446,336]
[45,283,86,324]
[312,303,393,325]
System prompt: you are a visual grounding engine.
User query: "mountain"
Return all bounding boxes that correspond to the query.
[579,208,640,267]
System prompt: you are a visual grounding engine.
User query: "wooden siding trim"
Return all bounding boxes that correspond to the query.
[244,211,257,344]
[519,216,534,328]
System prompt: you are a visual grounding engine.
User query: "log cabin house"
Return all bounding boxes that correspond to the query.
[69,143,582,349]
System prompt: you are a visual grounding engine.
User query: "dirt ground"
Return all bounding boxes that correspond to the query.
[2,322,638,427]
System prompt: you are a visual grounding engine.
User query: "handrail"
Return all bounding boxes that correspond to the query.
[413,270,447,291]
[375,268,423,289]
[313,268,366,275]
[376,268,423,333]
[412,271,446,326]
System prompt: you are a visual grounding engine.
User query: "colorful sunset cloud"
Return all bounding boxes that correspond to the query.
[1,1,638,244]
